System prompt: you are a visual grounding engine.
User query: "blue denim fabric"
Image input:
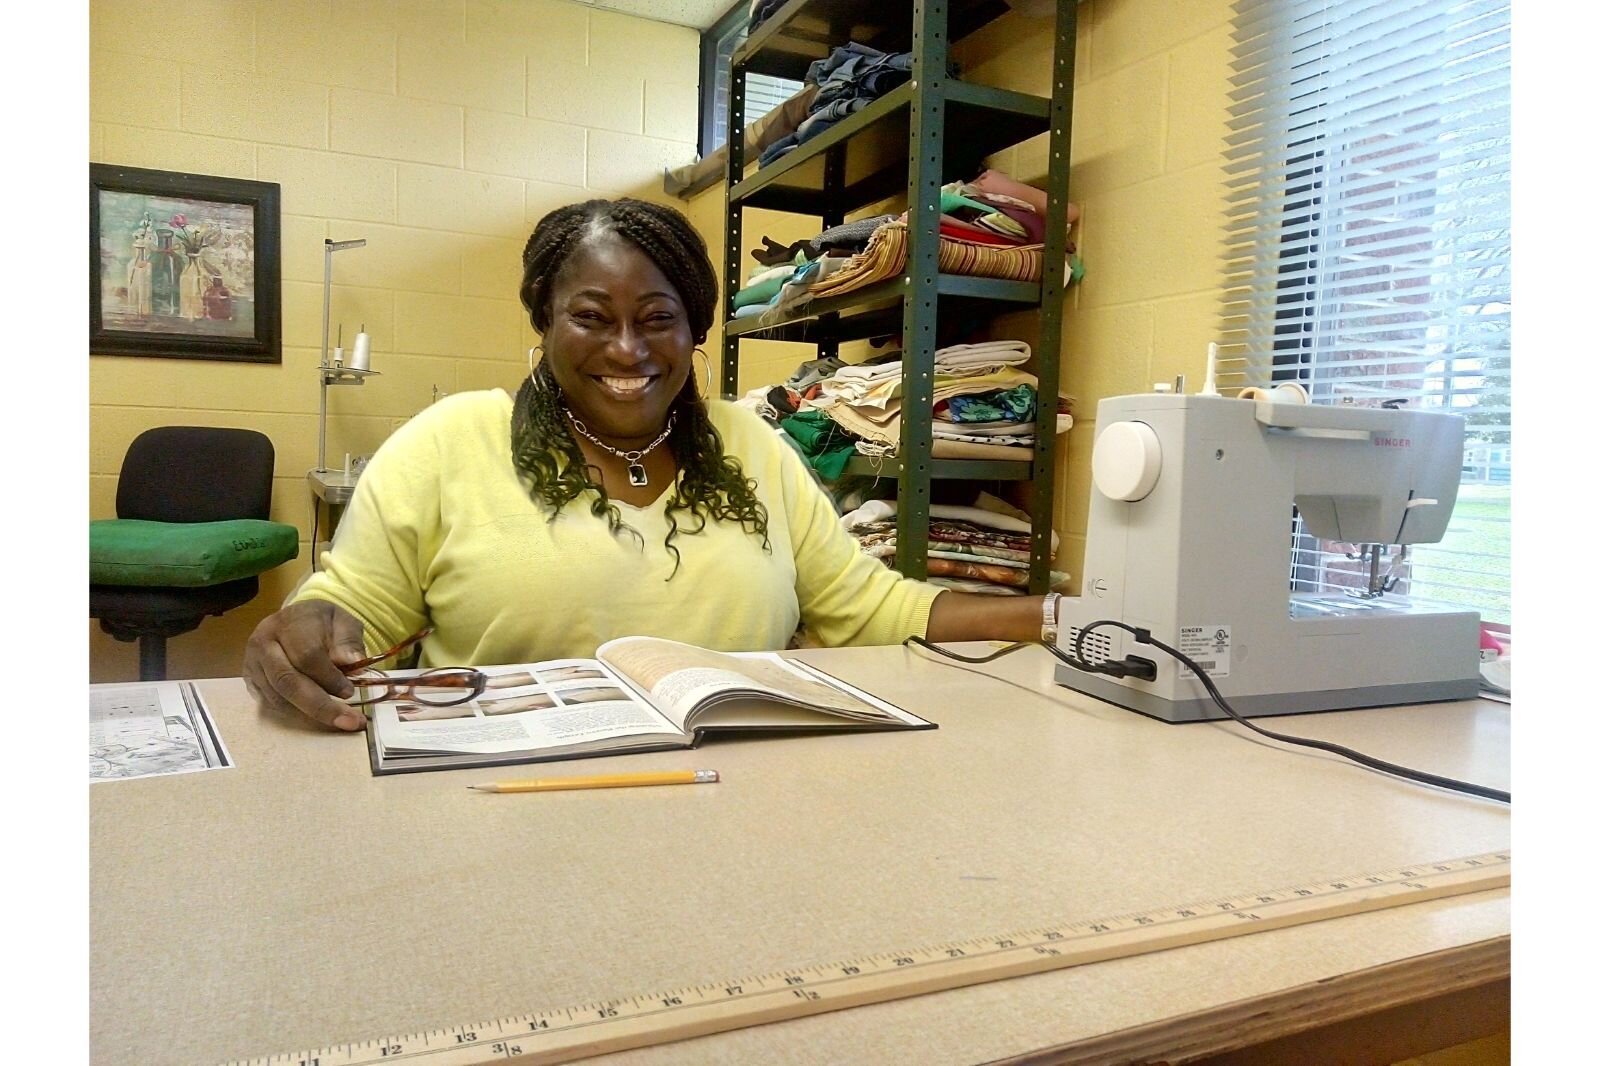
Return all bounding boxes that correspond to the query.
[759,133,800,167]
[758,42,911,169]
[812,50,911,109]
[805,41,888,86]
[794,97,870,144]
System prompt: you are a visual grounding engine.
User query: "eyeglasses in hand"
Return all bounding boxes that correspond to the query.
[340,627,488,707]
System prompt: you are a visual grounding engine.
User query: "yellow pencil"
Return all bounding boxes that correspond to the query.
[467,770,719,793]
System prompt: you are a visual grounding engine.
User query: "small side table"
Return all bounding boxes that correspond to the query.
[308,468,360,569]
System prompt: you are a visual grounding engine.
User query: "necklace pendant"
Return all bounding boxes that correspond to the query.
[627,463,649,487]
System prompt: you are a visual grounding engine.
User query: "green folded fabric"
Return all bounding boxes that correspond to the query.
[940,189,1000,216]
[732,273,791,309]
[779,410,857,480]
[91,518,299,587]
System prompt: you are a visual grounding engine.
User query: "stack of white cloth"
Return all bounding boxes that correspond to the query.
[805,340,1072,457]
[933,340,1031,375]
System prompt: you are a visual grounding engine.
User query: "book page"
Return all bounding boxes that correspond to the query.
[369,660,683,758]
[596,637,900,731]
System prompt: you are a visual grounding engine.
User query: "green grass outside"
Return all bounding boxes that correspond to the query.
[1409,485,1510,623]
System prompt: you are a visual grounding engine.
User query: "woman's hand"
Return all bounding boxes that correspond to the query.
[243,601,370,731]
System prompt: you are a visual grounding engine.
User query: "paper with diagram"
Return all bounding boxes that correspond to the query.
[90,681,233,782]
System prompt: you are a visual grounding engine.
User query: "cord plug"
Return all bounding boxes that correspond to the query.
[1122,655,1158,682]
[1094,656,1158,682]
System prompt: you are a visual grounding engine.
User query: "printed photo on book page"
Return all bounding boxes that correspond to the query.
[90,681,233,782]
[371,660,683,757]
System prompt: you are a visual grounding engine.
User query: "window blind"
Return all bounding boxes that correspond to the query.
[1221,0,1511,623]
[707,25,804,153]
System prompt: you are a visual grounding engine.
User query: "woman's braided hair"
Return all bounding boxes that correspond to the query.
[511,198,769,576]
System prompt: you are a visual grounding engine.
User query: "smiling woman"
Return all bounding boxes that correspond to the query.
[509,200,768,556]
[242,198,1052,732]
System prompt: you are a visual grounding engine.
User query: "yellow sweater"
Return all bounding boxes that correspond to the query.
[293,390,942,667]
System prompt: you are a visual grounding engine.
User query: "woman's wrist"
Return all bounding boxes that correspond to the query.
[925,591,1054,644]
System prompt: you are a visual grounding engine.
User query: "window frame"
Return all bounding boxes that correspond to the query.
[696,1,805,159]
[696,2,748,159]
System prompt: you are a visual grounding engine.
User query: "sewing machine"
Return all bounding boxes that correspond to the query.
[1052,392,1481,722]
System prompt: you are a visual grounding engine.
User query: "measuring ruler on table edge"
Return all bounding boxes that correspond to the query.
[226,850,1509,1066]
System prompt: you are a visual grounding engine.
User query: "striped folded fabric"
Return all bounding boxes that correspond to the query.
[806,221,1045,301]
[937,233,1043,282]
[806,221,907,298]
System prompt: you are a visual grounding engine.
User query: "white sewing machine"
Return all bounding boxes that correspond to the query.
[1052,391,1481,722]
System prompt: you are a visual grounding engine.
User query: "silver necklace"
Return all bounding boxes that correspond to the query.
[565,408,676,487]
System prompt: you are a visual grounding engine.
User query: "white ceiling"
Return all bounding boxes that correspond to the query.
[573,0,734,31]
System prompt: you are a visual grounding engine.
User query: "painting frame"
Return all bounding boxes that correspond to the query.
[90,164,282,364]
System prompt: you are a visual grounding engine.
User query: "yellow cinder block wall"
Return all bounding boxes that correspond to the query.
[89,0,702,682]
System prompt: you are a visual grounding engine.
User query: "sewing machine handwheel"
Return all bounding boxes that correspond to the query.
[1093,420,1162,502]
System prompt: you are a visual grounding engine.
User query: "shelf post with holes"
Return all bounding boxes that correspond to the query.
[721,57,748,400]
[895,0,953,580]
[1027,0,1078,593]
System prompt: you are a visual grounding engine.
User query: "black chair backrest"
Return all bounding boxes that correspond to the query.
[116,427,277,523]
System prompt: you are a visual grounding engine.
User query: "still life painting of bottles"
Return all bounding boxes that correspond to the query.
[97,189,256,340]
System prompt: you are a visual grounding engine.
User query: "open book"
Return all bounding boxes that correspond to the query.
[363,637,933,775]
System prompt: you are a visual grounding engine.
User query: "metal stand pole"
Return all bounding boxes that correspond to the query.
[318,240,334,473]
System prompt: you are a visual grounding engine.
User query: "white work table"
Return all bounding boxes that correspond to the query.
[90,644,1510,1065]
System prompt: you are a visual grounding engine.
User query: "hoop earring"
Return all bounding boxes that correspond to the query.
[692,346,711,386]
[528,345,543,374]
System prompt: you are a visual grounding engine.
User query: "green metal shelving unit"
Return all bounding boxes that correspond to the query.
[722,0,1077,592]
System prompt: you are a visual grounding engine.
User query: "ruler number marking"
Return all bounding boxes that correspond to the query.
[241,853,1506,1066]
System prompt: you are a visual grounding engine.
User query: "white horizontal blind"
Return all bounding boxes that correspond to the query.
[1221,0,1511,622]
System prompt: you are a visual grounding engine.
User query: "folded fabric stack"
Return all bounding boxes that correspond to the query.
[930,341,1043,450]
[733,172,1083,329]
[805,340,1074,462]
[735,215,899,323]
[840,496,1070,596]
[805,217,1045,301]
[953,169,1083,255]
[761,42,912,168]
[792,170,1084,305]
[730,259,802,319]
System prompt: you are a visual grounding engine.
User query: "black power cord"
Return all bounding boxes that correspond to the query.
[905,622,1509,804]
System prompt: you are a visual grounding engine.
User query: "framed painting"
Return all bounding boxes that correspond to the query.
[90,164,282,363]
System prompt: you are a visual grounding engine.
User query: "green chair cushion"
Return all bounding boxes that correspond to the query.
[91,519,299,587]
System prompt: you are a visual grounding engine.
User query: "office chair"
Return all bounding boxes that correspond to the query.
[90,427,298,680]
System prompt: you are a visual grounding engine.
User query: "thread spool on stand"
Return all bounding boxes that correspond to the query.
[316,241,379,474]
[310,238,379,571]
[349,325,372,372]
